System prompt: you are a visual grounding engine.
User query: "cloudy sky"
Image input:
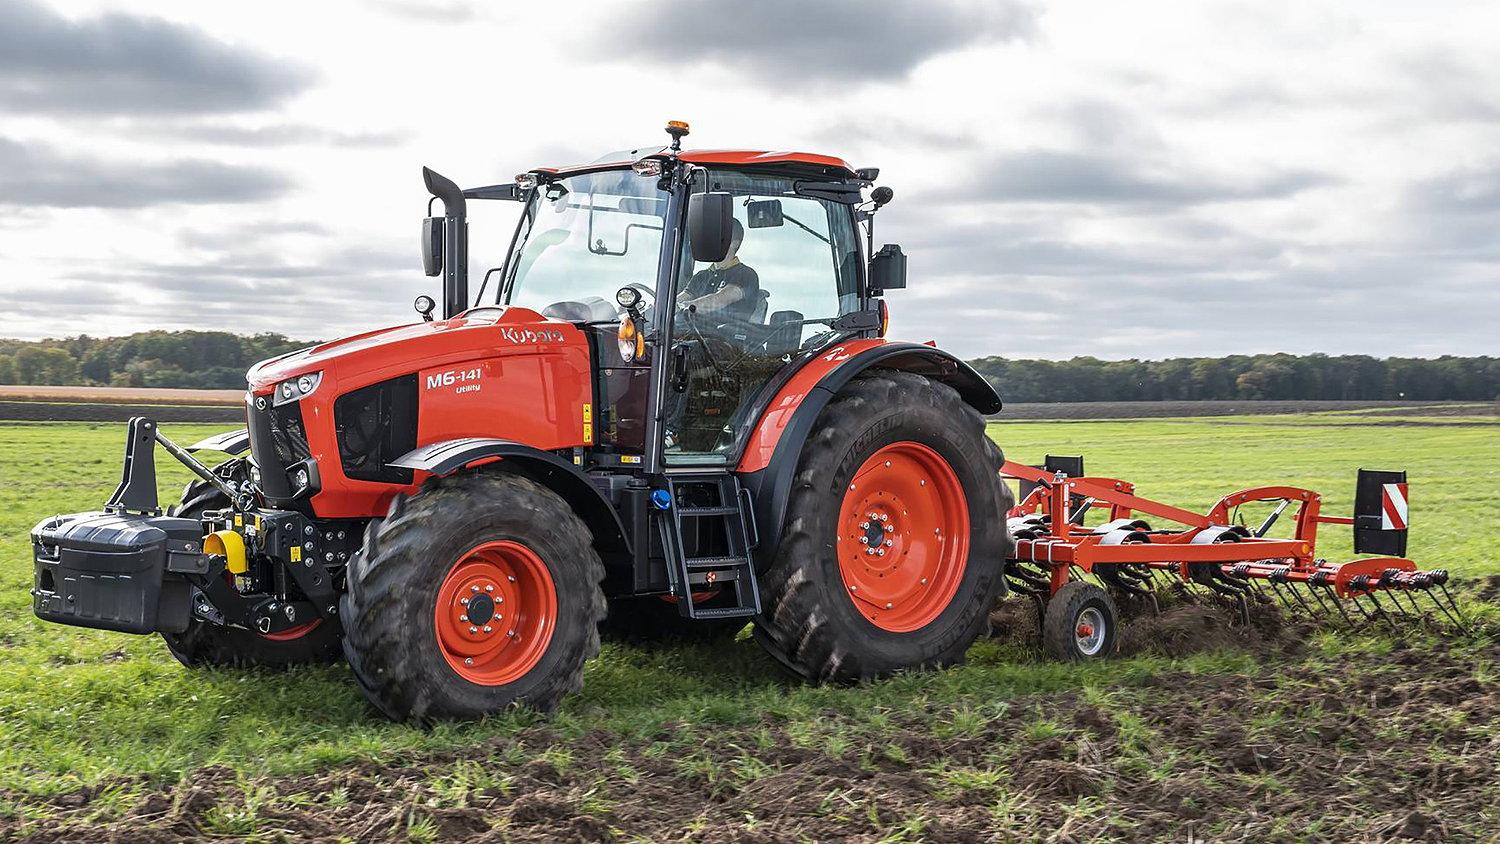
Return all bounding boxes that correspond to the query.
[1,0,1497,359]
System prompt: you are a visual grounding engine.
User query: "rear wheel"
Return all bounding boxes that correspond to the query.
[1043,582,1119,661]
[341,472,605,720]
[161,458,342,669]
[753,370,1014,682]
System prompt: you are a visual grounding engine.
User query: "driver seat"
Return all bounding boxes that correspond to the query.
[749,289,770,324]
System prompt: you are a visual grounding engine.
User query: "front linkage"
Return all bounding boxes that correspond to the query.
[31,417,355,639]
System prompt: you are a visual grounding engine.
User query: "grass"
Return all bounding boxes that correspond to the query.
[0,412,1495,801]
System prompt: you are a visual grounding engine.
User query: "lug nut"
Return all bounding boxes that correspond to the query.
[884,539,893,547]
[461,597,470,605]
[876,548,886,557]
[885,602,893,609]
[465,658,473,665]
[483,626,492,633]
[337,530,346,540]
[304,525,313,536]
[879,514,888,522]
[859,536,869,545]
[508,575,516,583]
[469,626,478,633]
[885,524,894,533]
[920,577,928,585]
[471,585,480,593]
[885,461,891,467]
[859,521,870,530]
[485,584,494,592]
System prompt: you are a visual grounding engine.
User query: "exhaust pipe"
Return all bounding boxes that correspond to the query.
[423,167,469,319]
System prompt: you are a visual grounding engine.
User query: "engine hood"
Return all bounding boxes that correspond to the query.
[246,306,585,393]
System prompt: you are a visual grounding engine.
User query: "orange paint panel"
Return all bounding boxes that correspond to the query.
[736,338,889,473]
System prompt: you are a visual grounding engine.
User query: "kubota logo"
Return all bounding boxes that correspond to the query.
[500,327,566,344]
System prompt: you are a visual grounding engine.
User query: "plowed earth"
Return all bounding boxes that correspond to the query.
[7,587,1498,843]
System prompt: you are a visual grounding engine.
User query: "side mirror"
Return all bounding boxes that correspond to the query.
[746,199,784,228]
[687,192,734,263]
[421,217,444,277]
[868,244,907,293]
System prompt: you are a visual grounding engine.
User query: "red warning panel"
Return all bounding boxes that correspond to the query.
[1381,482,1409,530]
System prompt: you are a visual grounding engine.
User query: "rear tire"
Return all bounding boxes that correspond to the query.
[160,458,343,669]
[1043,582,1119,661]
[341,472,605,720]
[752,370,1014,682]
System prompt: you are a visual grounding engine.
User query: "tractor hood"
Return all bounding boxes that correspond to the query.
[246,306,587,395]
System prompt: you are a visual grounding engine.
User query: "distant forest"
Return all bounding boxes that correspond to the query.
[1,331,1497,402]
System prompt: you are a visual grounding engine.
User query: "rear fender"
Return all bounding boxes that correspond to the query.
[390,438,630,558]
[736,340,1001,567]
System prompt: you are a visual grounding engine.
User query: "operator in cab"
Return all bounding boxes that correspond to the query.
[677,218,759,323]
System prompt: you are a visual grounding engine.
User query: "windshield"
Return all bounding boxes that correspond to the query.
[501,169,668,318]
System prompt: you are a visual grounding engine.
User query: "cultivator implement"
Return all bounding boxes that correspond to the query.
[999,457,1463,656]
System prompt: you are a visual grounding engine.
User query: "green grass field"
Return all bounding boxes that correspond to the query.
[1,413,1496,842]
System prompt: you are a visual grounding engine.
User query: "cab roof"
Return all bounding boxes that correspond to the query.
[543,148,858,179]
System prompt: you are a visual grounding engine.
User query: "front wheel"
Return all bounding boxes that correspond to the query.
[753,370,1014,683]
[1043,582,1119,662]
[340,472,605,720]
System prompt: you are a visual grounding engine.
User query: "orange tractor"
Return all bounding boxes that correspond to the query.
[29,123,1459,720]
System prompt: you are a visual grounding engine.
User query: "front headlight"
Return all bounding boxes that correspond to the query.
[272,371,323,406]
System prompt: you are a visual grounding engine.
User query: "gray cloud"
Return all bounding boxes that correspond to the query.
[0,0,313,115]
[0,137,293,208]
[600,0,1036,83]
[147,123,406,148]
[959,151,1334,207]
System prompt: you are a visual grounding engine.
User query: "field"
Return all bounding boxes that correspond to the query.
[1,410,1498,842]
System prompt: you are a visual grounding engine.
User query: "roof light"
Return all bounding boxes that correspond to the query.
[515,173,539,190]
[632,158,662,176]
[666,120,690,133]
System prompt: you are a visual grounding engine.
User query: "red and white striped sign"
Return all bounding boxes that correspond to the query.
[1380,482,1409,530]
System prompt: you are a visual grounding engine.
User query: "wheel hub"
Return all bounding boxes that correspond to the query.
[435,540,556,685]
[837,441,970,632]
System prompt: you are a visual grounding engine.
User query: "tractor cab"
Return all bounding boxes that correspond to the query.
[425,123,902,471]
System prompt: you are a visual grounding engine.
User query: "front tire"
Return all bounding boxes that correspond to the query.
[1043,582,1119,661]
[341,472,605,720]
[753,370,1014,682]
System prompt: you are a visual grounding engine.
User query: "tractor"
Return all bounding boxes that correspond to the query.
[30,122,1462,720]
[31,122,1015,720]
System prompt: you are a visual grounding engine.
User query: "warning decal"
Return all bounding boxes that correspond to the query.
[1380,482,1409,530]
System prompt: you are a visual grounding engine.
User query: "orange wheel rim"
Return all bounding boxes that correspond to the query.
[837,441,969,632]
[434,540,557,685]
[261,619,322,642]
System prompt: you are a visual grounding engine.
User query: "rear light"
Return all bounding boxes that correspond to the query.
[515,173,539,189]
[878,299,889,337]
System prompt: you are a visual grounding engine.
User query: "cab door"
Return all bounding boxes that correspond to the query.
[660,170,864,466]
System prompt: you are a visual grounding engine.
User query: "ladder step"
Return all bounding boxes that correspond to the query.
[684,555,750,570]
[690,606,757,619]
[678,505,738,516]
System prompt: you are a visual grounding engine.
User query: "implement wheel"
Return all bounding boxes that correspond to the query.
[341,472,604,720]
[161,458,342,669]
[753,370,1014,682]
[1043,582,1119,662]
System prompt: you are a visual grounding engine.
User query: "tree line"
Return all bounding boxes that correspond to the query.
[1,331,1496,401]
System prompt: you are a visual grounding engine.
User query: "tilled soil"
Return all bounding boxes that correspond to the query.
[6,596,1498,843]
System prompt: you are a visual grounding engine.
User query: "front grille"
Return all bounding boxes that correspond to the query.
[247,398,309,500]
[335,375,418,484]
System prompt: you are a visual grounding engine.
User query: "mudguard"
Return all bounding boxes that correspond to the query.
[735,340,1002,567]
[390,438,630,556]
[186,428,251,455]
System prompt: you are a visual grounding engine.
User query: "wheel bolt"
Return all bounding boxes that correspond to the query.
[876,549,886,557]
[884,461,891,467]
[508,576,516,583]
[884,539,893,547]
[469,626,478,633]
[849,585,857,592]
[508,630,515,637]
[879,514,888,522]
[471,585,480,593]
[920,577,928,585]
[859,521,869,530]
[464,658,473,665]
[485,584,494,592]
[885,524,894,533]
[859,536,869,545]
[920,480,926,487]
[461,597,470,605]
[483,626,492,633]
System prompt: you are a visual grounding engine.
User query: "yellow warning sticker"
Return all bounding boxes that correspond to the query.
[621,455,642,464]
[582,403,592,423]
[290,546,302,563]
[234,515,243,527]
[583,422,593,441]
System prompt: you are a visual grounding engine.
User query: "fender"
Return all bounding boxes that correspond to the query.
[390,438,630,557]
[186,428,251,455]
[735,340,1002,568]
